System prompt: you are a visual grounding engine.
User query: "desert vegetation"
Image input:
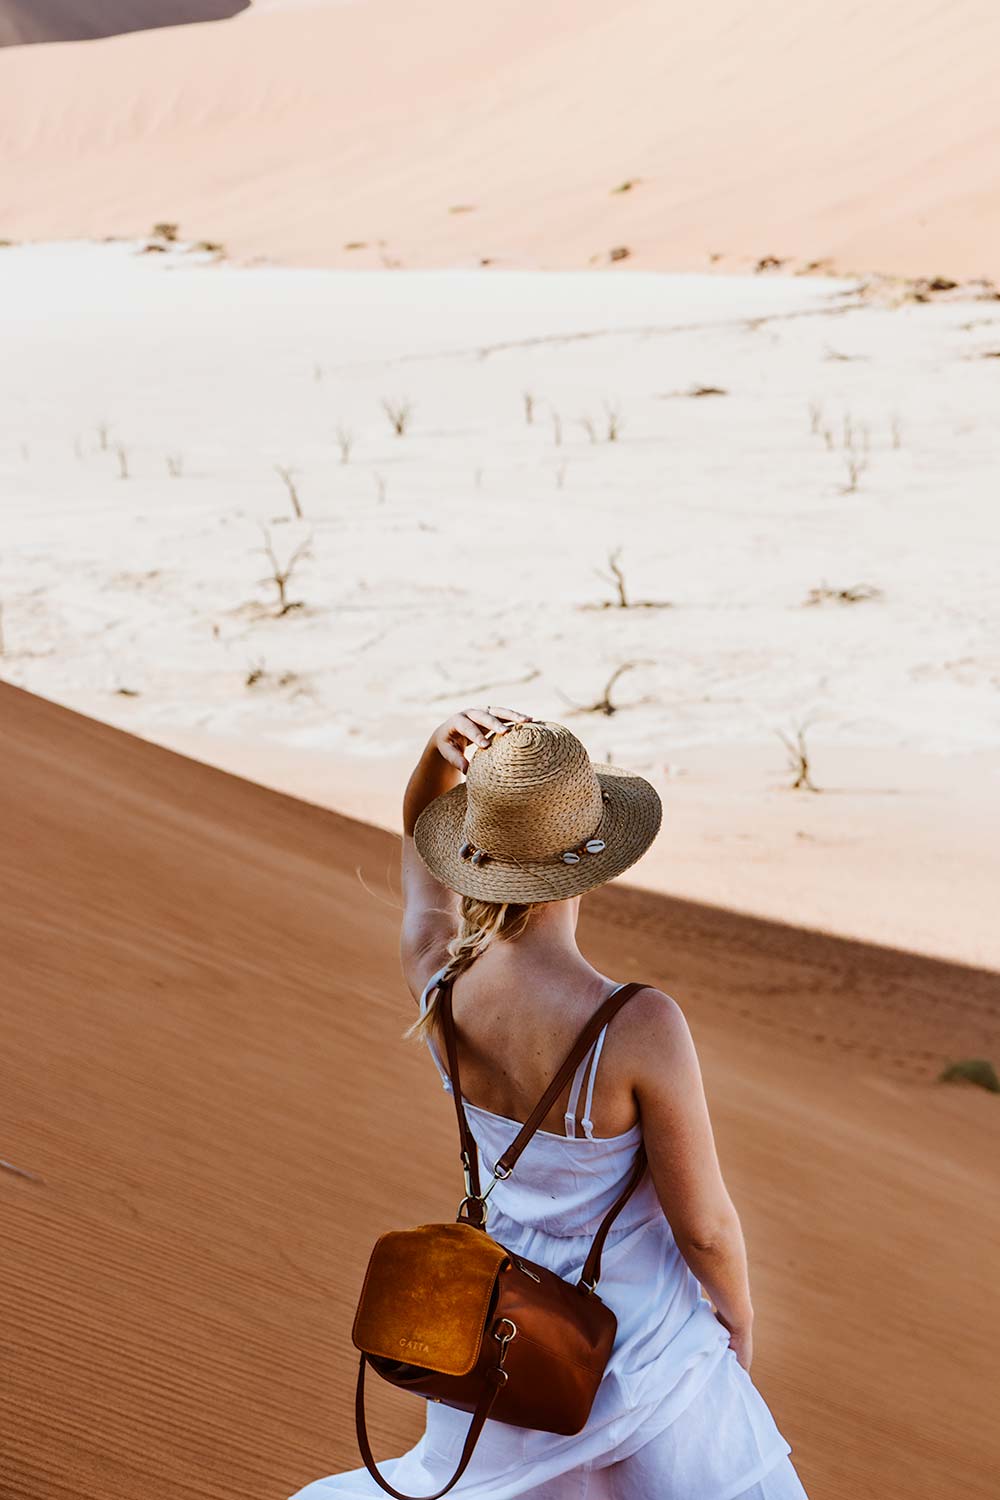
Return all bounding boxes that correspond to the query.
[274,465,304,519]
[382,397,413,436]
[938,1059,999,1093]
[564,661,646,717]
[587,549,670,611]
[776,720,820,792]
[804,582,882,606]
[257,529,311,617]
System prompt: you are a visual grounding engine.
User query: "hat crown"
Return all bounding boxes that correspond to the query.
[464,721,604,862]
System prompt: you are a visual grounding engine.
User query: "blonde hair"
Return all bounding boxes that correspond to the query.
[407,895,533,1043]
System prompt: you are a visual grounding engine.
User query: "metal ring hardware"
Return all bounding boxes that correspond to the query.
[456,1195,489,1228]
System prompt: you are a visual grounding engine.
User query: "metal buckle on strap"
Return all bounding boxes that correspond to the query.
[457,1153,515,1227]
[457,1194,489,1228]
[493,1316,517,1384]
[474,1163,509,1202]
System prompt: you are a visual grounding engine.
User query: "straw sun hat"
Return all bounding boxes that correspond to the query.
[413,719,662,905]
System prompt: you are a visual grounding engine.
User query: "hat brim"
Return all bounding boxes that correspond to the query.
[412,762,662,905]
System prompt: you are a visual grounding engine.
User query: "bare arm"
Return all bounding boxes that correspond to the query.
[632,991,755,1369]
[399,705,533,1000]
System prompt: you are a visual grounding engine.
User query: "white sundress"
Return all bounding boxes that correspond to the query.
[290,971,809,1500]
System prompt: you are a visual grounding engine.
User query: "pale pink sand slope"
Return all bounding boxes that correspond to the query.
[1,0,999,278]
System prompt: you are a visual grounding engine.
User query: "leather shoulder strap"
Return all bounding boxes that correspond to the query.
[356,1352,504,1500]
[578,1144,647,1291]
[437,977,484,1210]
[494,982,650,1176]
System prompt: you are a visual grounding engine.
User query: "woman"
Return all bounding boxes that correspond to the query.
[291,707,808,1500]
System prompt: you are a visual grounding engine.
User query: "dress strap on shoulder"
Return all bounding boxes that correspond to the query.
[579,1024,609,1140]
[564,1026,608,1139]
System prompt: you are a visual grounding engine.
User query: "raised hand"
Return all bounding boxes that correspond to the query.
[431,706,534,771]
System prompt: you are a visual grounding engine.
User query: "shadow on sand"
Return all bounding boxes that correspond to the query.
[0,0,249,48]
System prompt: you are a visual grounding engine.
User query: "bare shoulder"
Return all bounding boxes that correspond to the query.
[612,984,699,1078]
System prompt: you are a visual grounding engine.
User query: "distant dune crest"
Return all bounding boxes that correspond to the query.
[0,0,248,47]
[0,0,997,277]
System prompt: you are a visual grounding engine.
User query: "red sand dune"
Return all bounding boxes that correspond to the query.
[2,681,998,1499]
[1,0,999,278]
[0,0,247,47]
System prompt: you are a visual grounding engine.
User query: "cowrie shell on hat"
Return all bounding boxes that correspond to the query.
[413,720,662,904]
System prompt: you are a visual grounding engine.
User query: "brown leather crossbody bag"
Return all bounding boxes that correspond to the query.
[351,976,650,1500]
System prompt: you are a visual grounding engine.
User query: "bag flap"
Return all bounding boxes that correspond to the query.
[352,1221,508,1377]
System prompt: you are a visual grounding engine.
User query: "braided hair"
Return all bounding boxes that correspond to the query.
[407,895,533,1043]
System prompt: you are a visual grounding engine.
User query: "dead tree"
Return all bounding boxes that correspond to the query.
[604,401,623,442]
[566,661,648,718]
[115,445,129,480]
[335,426,354,465]
[382,397,413,436]
[258,529,311,616]
[275,464,304,519]
[589,548,671,611]
[776,721,820,792]
[598,548,630,608]
[523,391,536,425]
[841,451,866,493]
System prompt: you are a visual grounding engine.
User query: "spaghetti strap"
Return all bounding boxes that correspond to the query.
[564,982,625,1137]
[579,1023,609,1140]
[563,1039,595,1137]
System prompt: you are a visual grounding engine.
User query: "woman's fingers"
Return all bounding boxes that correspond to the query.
[488,706,534,724]
[459,706,534,741]
[432,706,536,773]
[464,708,511,737]
[450,713,492,750]
[436,738,469,771]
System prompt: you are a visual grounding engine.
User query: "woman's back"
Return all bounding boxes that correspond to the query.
[438,944,647,1140]
[420,964,649,1241]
